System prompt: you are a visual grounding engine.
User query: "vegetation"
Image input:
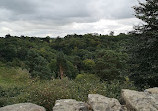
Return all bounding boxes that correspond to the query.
[130,0,158,88]
[0,0,157,111]
[0,33,136,111]
[0,67,136,111]
[0,34,129,80]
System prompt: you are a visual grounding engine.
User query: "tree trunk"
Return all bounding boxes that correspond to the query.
[59,65,64,79]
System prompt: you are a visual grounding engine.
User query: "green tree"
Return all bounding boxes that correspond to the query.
[44,36,50,43]
[133,0,158,32]
[0,44,17,61]
[95,50,128,81]
[83,59,95,73]
[130,0,158,87]
[49,59,58,78]
[65,61,78,79]
[56,52,67,79]
[71,56,82,73]
[5,34,11,38]
[55,52,78,79]
[26,50,51,79]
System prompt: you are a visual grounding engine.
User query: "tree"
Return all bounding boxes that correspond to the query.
[95,50,128,81]
[0,44,17,61]
[83,59,95,73]
[65,61,78,79]
[31,56,52,79]
[26,50,52,79]
[71,56,82,73]
[109,31,114,36]
[43,36,50,43]
[56,52,67,79]
[133,0,158,32]
[49,59,58,78]
[56,52,78,79]
[130,0,158,87]
[5,34,11,38]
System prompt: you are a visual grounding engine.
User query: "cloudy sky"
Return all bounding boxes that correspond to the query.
[0,0,144,37]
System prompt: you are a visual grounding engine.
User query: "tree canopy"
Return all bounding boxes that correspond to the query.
[130,0,158,87]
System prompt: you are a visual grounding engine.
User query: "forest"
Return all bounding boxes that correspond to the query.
[0,0,157,111]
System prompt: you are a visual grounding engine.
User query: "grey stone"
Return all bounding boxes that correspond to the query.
[53,99,88,111]
[145,87,158,100]
[0,103,46,111]
[145,87,158,94]
[88,94,122,111]
[121,88,158,111]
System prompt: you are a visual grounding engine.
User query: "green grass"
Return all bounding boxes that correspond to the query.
[0,67,30,87]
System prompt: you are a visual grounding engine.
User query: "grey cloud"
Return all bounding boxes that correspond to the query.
[90,0,138,19]
[0,0,36,14]
[0,0,144,37]
[0,0,139,23]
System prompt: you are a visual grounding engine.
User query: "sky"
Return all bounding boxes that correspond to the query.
[0,0,144,37]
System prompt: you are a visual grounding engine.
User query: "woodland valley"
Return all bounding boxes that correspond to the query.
[0,0,157,111]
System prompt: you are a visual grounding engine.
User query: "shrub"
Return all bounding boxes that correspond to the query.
[27,78,72,111]
[104,79,137,100]
[0,67,138,111]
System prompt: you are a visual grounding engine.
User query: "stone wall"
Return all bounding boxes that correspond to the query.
[0,87,158,111]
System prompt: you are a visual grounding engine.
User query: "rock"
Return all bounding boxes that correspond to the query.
[145,87,158,94]
[88,94,122,111]
[0,103,46,111]
[121,105,127,111]
[145,87,158,100]
[121,89,158,111]
[53,99,88,111]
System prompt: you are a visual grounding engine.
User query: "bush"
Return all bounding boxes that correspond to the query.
[0,67,31,107]
[104,79,137,100]
[75,73,100,83]
[27,78,73,111]
[26,77,106,110]
[0,67,138,111]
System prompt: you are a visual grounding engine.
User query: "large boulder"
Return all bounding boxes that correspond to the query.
[88,94,121,111]
[53,99,88,111]
[121,88,158,111]
[0,103,46,111]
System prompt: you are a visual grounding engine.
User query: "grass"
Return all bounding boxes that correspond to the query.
[0,67,30,87]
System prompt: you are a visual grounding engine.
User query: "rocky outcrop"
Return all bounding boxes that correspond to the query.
[0,103,46,111]
[53,88,158,111]
[88,94,122,111]
[121,87,158,111]
[1,87,158,111]
[53,99,88,111]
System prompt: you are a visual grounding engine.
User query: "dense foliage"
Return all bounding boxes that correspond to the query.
[130,0,158,88]
[0,34,129,81]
